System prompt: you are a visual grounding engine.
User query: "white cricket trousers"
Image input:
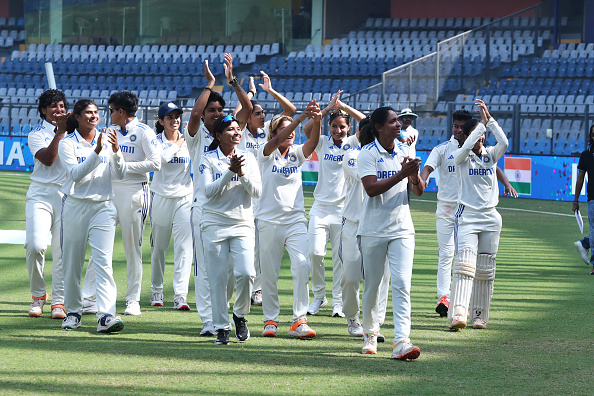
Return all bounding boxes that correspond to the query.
[112,182,150,302]
[435,201,457,298]
[201,223,255,331]
[308,202,343,308]
[258,219,310,323]
[361,234,415,344]
[25,182,64,303]
[191,206,211,323]
[150,193,192,299]
[455,206,502,255]
[340,218,390,323]
[61,197,118,319]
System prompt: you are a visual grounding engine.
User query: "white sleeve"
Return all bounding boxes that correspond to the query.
[454,122,486,165]
[110,150,127,180]
[126,129,162,174]
[239,154,261,199]
[486,118,508,162]
[357,149,377,178]
[342,150,359,180]
[424,145,442,170]
[28,131,48,157]
[199,157,234,199]
[59,140,102,182]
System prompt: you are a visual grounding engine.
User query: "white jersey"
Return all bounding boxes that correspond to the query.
[255,143,310,224]
[28,119,67,186]
[454,118,508,211]
[185,123,214,209]
[357,138,415,238]
[109,117,160,185]
[313,134,359,205]
[424,136,459,203]
[342,147,364,222]
[59,130,126,201]
[151,133,192,198]
[401,125,418,158]
[239,120,270,155]
[198,147,261,227]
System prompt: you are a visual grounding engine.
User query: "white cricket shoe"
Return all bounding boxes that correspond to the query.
[28,295,47,317]
[307,296,328,315]
[332,305,345,318]
[288,320,316,338]
[173,296,190,311]
[150,292,164,306]
[473,318,487,329]
[61,314,81,329]
[124,300,141,316]
[362,334,378,354]
[97,314,124,333]
[391,339,420,360]
[574,241,589,264]
[81,298,97,314]
[199,321,215,336]
[261,321,278,337]
[347,318,363,337]
[449,314,467,330]
[51,304,67,319]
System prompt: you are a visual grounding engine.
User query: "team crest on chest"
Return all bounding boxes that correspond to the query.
[289,154,297,162]
[130,134,137,142]
[483,155,490,163]
[343,144,351,150]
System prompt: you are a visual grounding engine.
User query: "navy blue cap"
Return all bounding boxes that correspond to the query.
[158,102,183,118]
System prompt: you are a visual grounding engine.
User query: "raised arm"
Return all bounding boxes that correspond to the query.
[34,113,69,166]
[225,53,252,129]
[303,90,342,139]
[260,71,296,117]
[233,76,257,116]
[263,101,318,157]
[302,101,322,158]
[187,60,216,137]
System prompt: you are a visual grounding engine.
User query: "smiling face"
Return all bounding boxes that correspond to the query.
[453,119,466,144]
[203,101,225,132]
[75,104,99,132]
[159,111,182,134]
[377,110,401,142]
[216,120,242,152]
[41,101,66,124]
[330,116,350,145]
[249,105,266,130]
[272,119,294,152]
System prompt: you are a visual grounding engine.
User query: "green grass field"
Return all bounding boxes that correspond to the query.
[0,170,592,395]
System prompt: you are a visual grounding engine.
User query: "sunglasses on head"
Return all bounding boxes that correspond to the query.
[221,114,237,123]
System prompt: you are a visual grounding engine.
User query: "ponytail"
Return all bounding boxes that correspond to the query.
[359,106,395,147]
[155,119,164,134]
[66,114,78,134]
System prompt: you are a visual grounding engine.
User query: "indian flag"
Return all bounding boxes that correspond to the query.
[302,151,319,184]
[504,157,531,195]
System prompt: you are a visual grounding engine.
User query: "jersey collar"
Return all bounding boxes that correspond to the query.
[74,129,97,146]
[111,117,139,136]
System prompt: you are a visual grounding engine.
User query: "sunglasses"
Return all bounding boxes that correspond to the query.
[221,114,237,123]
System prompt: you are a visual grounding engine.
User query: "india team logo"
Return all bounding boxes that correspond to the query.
[483,155,490,163]
[343,144,351,150]
[258,132,266,138]
[130,135,137,142]
[289,154,297,162]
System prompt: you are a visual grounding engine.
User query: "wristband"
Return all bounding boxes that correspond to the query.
[204,87,213,92]
[228,77,238,86]
[411,178,420,185]
[248,90,256,96]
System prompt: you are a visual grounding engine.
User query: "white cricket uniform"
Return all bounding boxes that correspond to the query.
[149,133,193,300]
[340,147,391,324]
[81,118,160,304]
[358,139,416,345]
[185,123,214,323]
[424,136,460,298]
[239,121,270,294]
[25,120,67,304]
[401,125,418,158]
[309,134,358,308]
[59,130,126,319]
[256,143,311,324]
[453,119,508,254]
[450,118,508,325]
[198,147,261,331]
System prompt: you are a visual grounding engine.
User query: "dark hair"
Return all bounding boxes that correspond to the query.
[108,91,138,117]
[208,115,237,151]
[155,109,182,134]
[202,91,226,114]
[462,118,480,137]
[329,111,351,126]
[66,99,96,134]
[38,89,68,120]
[356,116,370,145]
[250,99,261,108]
[588,124,594,152]
[359,106,395,147]
[453,109,472,123]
